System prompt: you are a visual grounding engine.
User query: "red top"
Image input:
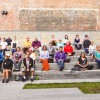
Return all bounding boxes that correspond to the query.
[64,45,73,53]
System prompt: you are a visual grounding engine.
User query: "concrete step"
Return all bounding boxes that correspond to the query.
[0,69,100,81]
[41,70,100,80]
[35,62,97,70]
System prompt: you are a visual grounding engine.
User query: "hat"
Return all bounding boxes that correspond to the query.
[6,53,10,57]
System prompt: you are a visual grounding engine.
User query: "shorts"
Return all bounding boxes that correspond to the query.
[22,68,34,72]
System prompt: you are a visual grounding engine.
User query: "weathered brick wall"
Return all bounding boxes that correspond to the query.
[0,0,100,31]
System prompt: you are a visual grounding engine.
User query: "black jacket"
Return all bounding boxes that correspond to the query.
[3,59,13,70]
[83,40,91,48]
[23,58,34,69]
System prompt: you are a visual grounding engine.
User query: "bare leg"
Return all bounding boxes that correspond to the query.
[31,71,34,77]
[2,70,6,79]
[6,69,9,79]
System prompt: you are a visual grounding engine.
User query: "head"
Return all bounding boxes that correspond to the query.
[42,45,47,51]
[65,35,68,39]
[80,52,86,58]
[17,47,21,52]
[26,36,30,41]
[85,35,89,40]
[59,46,63,52]
[66,41,70,46]
[96,46,100,52]
[49,42,52,47]
[91,41,94,45]
[5,53,10,59]
[26,51,30,59]
[76,34,79,38]
[34,38,38,42]
[14,36,16,40]
[51,35,55,39]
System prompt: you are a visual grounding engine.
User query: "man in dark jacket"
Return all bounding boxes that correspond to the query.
[2,53,13,83]
[22,51,35,82]
[83,35,91,54]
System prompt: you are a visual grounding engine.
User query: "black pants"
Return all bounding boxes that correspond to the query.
[0,61,2,71]
[74,65,94,70]
[75,44,82,50]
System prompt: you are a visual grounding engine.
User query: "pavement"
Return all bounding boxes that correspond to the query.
[0,79,100,100]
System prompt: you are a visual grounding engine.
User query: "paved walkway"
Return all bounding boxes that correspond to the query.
[0,80,100,100]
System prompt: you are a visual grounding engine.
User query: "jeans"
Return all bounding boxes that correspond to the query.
[13,61,22,70]
[95,59,100,68]
[84,48,89,54]
[57,61,64,71]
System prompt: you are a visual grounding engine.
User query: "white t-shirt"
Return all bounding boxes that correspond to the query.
[63,39,69,44]
[89,45,96,53]
[0,42,7,49]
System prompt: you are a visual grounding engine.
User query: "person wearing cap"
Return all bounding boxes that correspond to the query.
[13,47,23,71]
[83,35,91,54]
[57,39,64,50]
[22,51,34,82]
[23,36,32,53]
[55,46,66,71]
[2,53,13,83]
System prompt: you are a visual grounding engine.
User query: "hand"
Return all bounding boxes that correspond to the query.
[27,69,29,72]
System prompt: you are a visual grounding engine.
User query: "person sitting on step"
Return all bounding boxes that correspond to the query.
[40,45,50,71]
[13,47,23,71]
[83,35,91,55]
[55,46,66,71]
[30,38,41,53]
[23,36,32,54]
[73,34,82,50]
[22,51,35,82]
[63,35,70,46]
[72,52,94,71]
[57,39,64,50]
[50,34,57,46]
[2,53,13,83]
[94,46,100,69]
[48,42,55,63]
[64,41,75,56]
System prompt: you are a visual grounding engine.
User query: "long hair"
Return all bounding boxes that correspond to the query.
[80,52,86,58]
[65,35,68,40]
[42,45,47,50]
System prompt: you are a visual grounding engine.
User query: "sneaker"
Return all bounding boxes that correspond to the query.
[2,79,5,83]
[6,79,9,83]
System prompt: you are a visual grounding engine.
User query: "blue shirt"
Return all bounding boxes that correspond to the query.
[95,51,100,59]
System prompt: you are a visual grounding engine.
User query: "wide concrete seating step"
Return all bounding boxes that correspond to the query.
[39,70,100,80]
[35,62,97,70]
[0,69,100,81]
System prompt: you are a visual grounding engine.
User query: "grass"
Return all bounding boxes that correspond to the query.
[23,82,100,94]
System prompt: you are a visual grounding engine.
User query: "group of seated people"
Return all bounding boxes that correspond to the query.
[0,34,100,83]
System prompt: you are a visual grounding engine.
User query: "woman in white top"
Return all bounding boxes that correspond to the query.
[40,45,50,71]
[63,35,70,45]
[11,36,18,55]
[89,41,96,59]
[0,38,8,56]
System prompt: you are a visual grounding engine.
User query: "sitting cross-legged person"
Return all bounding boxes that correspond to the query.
[64,41,75,56]
[48,42,55,63]
[57,39,64,50]
[23,36,32,54]
[72,52,94,71]
[73,34,82,50]
[22,51,35,82]
[13,47,23,71]
[50,34,57,46]
[2,53,13,83]
[55,46,66,71]
[31,38,41,53]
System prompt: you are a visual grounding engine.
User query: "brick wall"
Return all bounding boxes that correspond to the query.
[0,0,100,31]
